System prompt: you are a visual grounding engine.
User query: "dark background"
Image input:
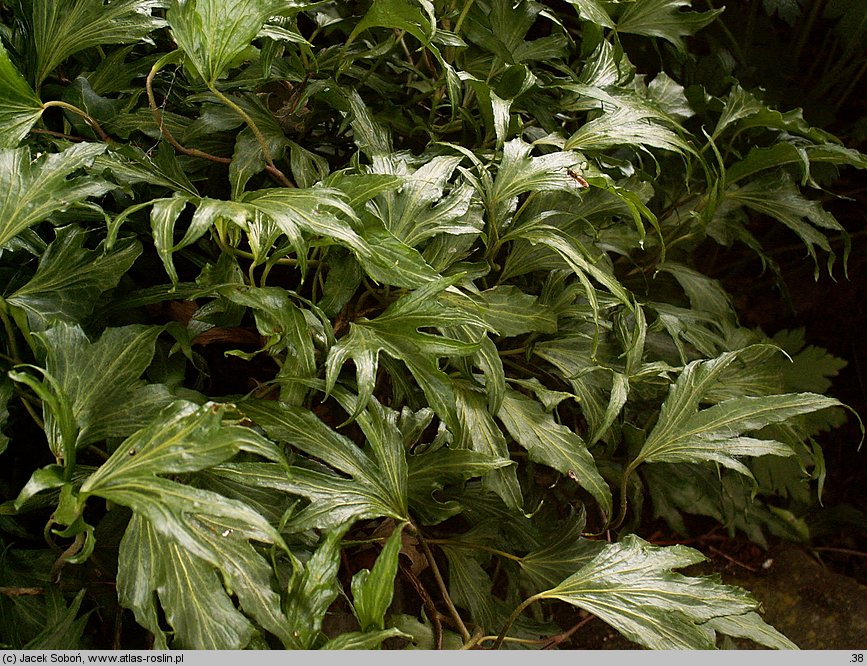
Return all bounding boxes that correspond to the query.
[694,0,867,581]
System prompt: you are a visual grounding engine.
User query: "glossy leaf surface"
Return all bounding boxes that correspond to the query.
[539,535,777,649]
[0,145,111,250]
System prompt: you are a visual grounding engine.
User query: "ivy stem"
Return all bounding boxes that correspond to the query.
[212,236,309,267]
[474,614,595,649]
[791,0,825,66]
[491,593,544,650]
[49,532,85,583]
[30,128,85,142]
[40,100,111,142]
[425,538,523,563]
[0,307,44,431]
[146,61,231,166]
[207,85,295,188]
[833,59,867,113]
[453,0,476,35]
[473,634,555,648]
[400,561,444,649]
[703,1,746,64]
[260,260,275,288]
[459,628,486,649]
[0,302,22,365]
[812,546,867,558]
[0,587,43,597]
[497,347,527,357]
[411,523,471,643]
[18,394,44,431]
[613,459,639,529]
[541,613,595,649]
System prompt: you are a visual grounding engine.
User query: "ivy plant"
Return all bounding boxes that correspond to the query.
[0,0,863,650]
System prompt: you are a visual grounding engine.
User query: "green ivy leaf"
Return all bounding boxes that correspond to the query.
[320,628,412,649]
[23,589,89,649]
[615,0,723,52]
[442,285,557,337]
[149,195,197,286]
[707,612,797,649]
[576,39,631,86]
[89,402,290,649]
[538,534,770,649]
[6,226,141,330]
[195,462,295,525]
[407,446,514,523]
[712,84,771,140]
[460,74,513,149]
[351,523,404,631]
[230,127,283,198]
[366,155,479,248]
[326,276,489,427]
[715,85,835,145]
[118,514,254,649]
[284,526,349,649]
[518,514,602,590]
[440,544,500,631]
[357,218,443,288]
[347,90,393,159]
[349,0,435,45]
[167,0,280,84]
[487,138,581,230]
[0,145,112,250]
[509,224,632,317]
[17,0,166,87]
[0,42,43,147]
[562,85,694,154]
[241,186,364,274]
[390,614,464,649]
[325,173,402,210]
[720,173,848,277]
[566,0,615,28]
[36,323,172,455]
[238,399,410,530]
[454,383,522,510]
[497,389,612,518]
[657,262,734,319]
[726,141,867,185]
[533,332,631,439]
[218,285,318,405]
[61,77,126,137]
[227,96,290,197]
[335,392,410,519]
[94,144,199,196]
[239,400,373,479]
[83,401,279,482]
[633,348,842,476]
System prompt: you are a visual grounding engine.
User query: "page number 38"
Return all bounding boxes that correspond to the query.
[852,654,864,662]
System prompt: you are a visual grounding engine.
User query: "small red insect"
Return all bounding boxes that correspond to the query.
[567,169,589,188]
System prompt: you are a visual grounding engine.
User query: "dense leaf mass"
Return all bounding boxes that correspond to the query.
[0,0,862,651]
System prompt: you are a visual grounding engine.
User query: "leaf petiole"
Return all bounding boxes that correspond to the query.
[491,592,544,649]
[207,85,295,188]
[411,523,472,643]
[613,458,640,529]
[0,300,22,364]
[40,101,111,142]
[146,53,232,167]
[425,538,523,562]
